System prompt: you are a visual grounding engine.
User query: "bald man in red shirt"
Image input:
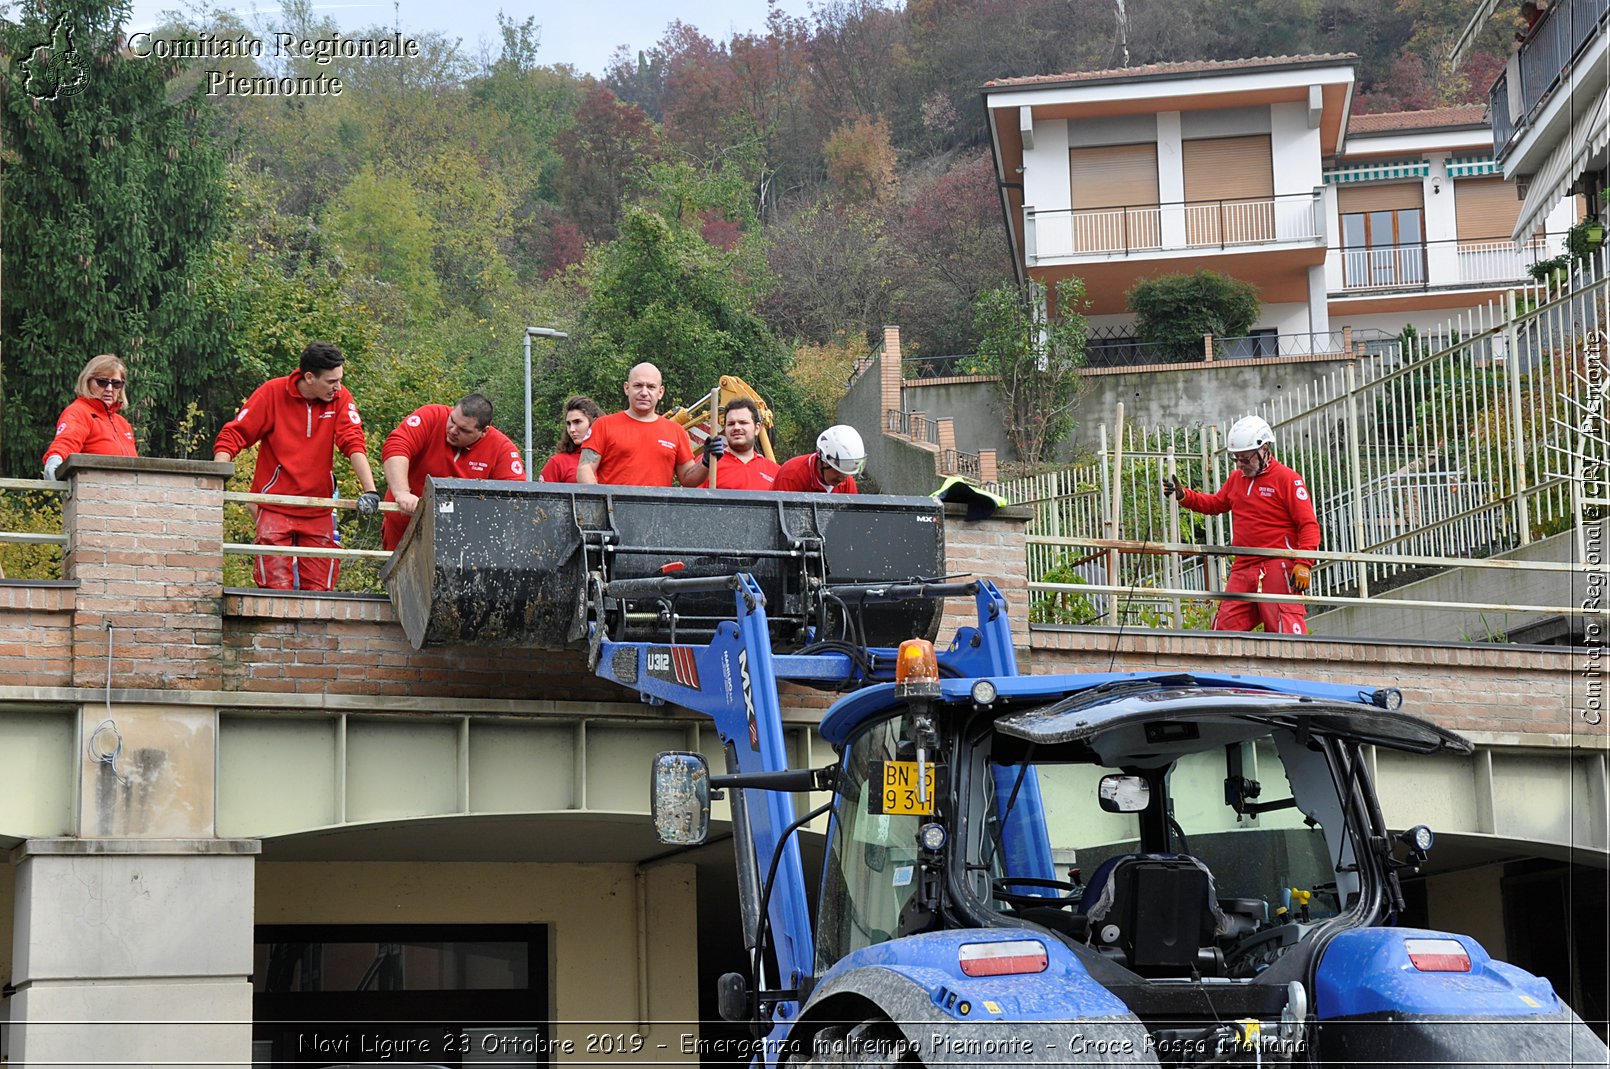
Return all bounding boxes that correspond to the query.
[381,393,525,550]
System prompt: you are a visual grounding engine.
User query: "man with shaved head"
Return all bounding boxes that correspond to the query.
[576,362,718,487]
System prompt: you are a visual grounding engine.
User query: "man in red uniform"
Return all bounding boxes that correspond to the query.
[774,425,864,494]
[213,341,379,591]
[381,393,525,550]
[1163,415,1320,635]
[702,399,778,490]
[576,363,715,487]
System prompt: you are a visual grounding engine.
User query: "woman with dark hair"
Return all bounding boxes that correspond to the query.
[43,354,138,478]
[539,395,603,482]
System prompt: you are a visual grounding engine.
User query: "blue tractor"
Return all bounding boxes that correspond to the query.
[385,482,1606,1068]
[606,577,1605,1068]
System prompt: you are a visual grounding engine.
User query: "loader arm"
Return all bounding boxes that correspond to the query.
[592,574,1017,1013]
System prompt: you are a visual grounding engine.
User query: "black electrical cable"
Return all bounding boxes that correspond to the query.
[749,798,834,1039]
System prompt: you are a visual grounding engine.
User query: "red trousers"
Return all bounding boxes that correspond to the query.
[1214,559,1308,635]
[253,508,340,591]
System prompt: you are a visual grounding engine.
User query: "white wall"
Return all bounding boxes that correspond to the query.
[1270,100,1322,198]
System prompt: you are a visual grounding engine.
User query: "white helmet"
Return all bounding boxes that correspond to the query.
[1226,415,1275,453]
[817,425,867,475]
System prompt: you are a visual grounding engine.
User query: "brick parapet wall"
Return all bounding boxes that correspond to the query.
[222,591,616,701]
[0,582,74,688]
[0,458,1595,745]
[59,456,234,690]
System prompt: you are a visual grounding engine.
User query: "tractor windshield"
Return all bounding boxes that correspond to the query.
[814,713,928,974]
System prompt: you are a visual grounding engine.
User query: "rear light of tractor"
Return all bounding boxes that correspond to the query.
[958,939,1048,977]
[1405,938,1471,972]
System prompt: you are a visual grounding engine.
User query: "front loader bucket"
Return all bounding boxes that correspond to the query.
[379,480,947,651]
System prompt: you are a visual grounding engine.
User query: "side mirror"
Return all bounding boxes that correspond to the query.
[651,751,711,845]
[1098,774,1151,813]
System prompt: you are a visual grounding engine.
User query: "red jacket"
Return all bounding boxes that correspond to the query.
[44,396,137,465]
[774,453,857,494]
[381,404,524,548]
[1178,457,1320,569]
[214,373,368,517]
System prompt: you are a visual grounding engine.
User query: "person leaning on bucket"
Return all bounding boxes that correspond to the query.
[42,354,139,479]
[1162,415,1320,636]
[773,425,865,494]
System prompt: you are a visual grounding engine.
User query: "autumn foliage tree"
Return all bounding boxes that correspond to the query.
[553,85,659,242]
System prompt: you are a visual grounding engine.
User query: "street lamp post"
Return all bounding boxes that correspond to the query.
[523,327,568,480]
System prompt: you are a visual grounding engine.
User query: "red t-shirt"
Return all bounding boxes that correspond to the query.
[214,373,368,518]
[44,396,138,465]
[586,411,693,486]
[702,452,780,490]
[540,451,581,483]
[381,404,525,549]
[773,453,858,494]
[1178,458,1320,570]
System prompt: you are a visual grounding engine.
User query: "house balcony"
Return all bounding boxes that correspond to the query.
[1327,235,1560,298]
[1492,0,1610,161]
[1022,191,1326,310]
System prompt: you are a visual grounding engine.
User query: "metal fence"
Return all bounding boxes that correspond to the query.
[992,251,1608,625]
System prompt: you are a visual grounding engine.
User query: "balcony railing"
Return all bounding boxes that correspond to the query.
[1493,0,1610,158]
[1025,191,1324,262]
[1332,235,1562,293]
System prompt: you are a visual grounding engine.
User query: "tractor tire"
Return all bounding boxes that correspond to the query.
[795,1018,922,1068]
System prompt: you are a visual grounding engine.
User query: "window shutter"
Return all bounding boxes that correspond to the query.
[1069,144,1160,251]
[1182,136,1275,245]
[1454,177,1522,241]
[1337,182,1425,214]
[1182,136,1274,200]
[1069,143,1159,208]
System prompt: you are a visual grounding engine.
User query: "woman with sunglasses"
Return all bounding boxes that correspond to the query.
[42,354,138,479]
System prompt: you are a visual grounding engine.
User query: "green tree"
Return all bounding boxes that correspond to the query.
[973,278,1089,466]
[0,0,231,473]
[323,167,441,317]
[1126,270,1260,363]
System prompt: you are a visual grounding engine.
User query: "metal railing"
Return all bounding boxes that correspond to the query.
[1026,191,1324,261]
[885,408,941,446]
[992,253,1608,630]
[1493,0,1610,158]
[1332,236,1561,293]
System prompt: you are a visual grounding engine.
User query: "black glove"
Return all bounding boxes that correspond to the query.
[706,434,727,459]
[1162,474,1185,501]
[356,491,381,516]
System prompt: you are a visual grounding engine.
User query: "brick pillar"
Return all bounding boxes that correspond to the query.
[880,325,903,424]
[60,455,235,690]
[940,503,1032,657]
[979,449,999,485]
[936,417,956,454]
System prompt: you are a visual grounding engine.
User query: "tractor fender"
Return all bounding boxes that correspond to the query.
[791,931,1157,1066]
[1312,927,1610,1068]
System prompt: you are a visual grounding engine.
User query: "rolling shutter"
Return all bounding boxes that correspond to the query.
[1069,144,1159,251]
[1337,182,1424,214]
[1182,136,1274,200]
[1454,177,1522,241]
[1183,135,1275,245]
[1069,143,1159,208]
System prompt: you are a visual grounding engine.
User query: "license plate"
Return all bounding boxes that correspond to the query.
[871,759,938,816]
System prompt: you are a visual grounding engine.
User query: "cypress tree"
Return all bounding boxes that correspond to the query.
[1,0,229,474]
